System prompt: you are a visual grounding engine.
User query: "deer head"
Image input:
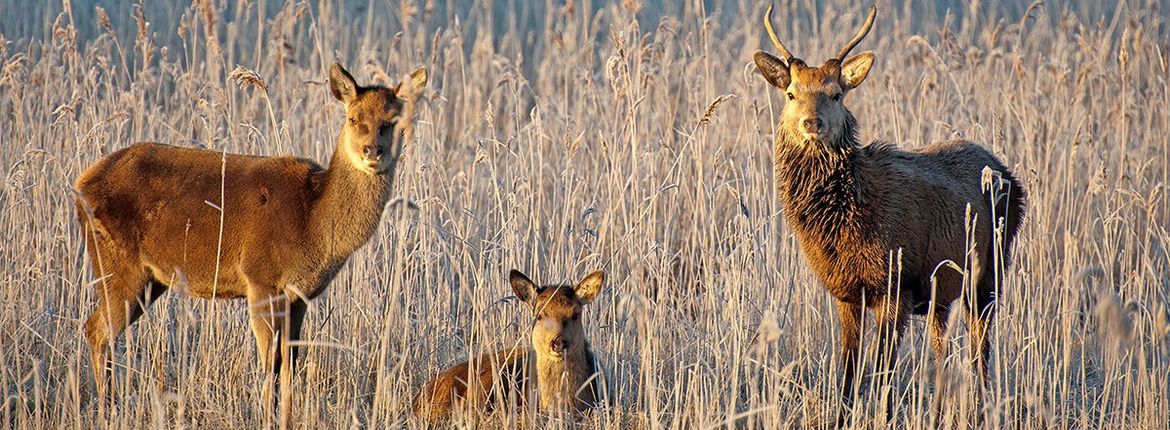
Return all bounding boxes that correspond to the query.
[510,270,604,361]
[329,63,428,175]
[754,4,876,149]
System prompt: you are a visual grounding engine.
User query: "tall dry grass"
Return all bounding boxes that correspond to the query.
[1,0,1168,428]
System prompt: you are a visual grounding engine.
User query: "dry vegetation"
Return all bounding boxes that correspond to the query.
[1,0,1168,428]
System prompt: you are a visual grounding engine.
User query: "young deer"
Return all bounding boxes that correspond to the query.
[753,4,1025,408]
[414,269,604,423]
[74,63,427,405]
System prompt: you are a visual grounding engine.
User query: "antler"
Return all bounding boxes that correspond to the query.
[764,4,794,63]
[836,4,877,61]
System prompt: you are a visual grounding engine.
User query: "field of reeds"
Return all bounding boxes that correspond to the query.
[2,0,1168,428]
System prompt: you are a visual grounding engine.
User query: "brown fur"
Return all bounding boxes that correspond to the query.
[414,270,604,423]
[74,63,427,407]
[754,6,1026,405]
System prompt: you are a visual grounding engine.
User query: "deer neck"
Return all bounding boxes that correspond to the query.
[535,343,596,412]
[774,114,864,239]
[308,150,392,263]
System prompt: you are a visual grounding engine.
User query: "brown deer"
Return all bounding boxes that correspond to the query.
[753,4,1026,407]
[414,269,604,423]
[74,63,427,405]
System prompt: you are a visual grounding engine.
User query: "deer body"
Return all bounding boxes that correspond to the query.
[414,270,603,422]
[75,63,427,404]
[76,143,381,301]
[754,4,1026,406]
[776,136,1017,308]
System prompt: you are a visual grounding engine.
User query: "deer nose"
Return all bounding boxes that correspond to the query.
[362,144,382,157]
[801,118,822,133]
[550,335,566,354]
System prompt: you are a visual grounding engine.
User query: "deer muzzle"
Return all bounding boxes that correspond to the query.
[800,117,822,135]
[549,334,567,357]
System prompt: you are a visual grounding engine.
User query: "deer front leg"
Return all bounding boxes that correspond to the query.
[835,299,864,404]
[247,286,292,426]
[871,293,908,420]
[834,299,864,428]
[278,298,308,425]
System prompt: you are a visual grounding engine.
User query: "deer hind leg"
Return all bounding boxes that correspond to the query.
[927,302,952,425]
[966,279,996,387]
[928,302,951,365]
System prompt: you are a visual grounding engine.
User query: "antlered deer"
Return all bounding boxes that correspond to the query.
[753,4,1026,405]
[414,269,605,422]
[75,63,427,405]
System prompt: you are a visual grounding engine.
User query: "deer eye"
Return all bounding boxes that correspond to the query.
[786,93,795,101]
[571,312,580,321]
[832,93,842,101]
[348,117,358,125]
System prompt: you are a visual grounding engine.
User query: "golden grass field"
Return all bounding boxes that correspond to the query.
[2,0,1168,428]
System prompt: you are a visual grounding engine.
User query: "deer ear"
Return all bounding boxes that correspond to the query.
[754,51,791,90]
[840,52,874,90]
[510,270,537,305]
[329,63,358,103]
[395,67,428,101]
[573,271,605,304]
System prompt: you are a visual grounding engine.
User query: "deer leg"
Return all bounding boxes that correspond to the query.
[277,298,308,426]
[927,302,951,425]
[928,302,951,365]
[248,287,301,427]
[246,287,287,415]
[83,250,163,398]
[247,290,283,373]
[872,295,908,376]
[834,299,864,404]
[833,299,864,427]
[966,285,996,387]
[284,299,308,374]
[871,294,908,419]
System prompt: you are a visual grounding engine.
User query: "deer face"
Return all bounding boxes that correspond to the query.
[510,270,604,361]
[329,63,428,175]
[754,5,877,147]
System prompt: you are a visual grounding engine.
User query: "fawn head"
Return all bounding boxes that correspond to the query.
[510,269,605,361]
[329,63,428,175]
[754,4,876,148]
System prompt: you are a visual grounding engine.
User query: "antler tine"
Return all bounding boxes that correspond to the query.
[836,4,877,61]
[764,3,794,63]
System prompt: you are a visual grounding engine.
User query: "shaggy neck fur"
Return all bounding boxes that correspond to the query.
[774,113,867,243]
[534,343,597,412]
[309,146,392,265]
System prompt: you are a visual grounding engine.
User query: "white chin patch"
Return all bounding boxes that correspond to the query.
[355,160,380,175]
[345,149,381,174]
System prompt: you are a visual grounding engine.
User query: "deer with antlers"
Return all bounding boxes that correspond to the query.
[753,3,1026,411]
